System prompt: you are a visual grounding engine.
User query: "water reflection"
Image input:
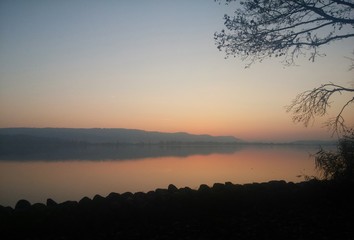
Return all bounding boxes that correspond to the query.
[0,144,246,161]
[0,145,327,207]
[0,143,326,161]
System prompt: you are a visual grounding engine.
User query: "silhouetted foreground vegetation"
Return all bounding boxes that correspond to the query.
[314,129,354,182]
[1,180,353,240]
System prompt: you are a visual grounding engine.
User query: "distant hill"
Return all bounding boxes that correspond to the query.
[0,128,241,144]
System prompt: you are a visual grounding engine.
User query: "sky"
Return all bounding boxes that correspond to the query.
[0,0,353,142]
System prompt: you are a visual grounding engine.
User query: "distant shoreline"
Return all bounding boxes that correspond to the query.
[0,127,336,145]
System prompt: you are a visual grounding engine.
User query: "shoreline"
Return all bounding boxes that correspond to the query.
[1,180,353,239]
[0,179,311,209]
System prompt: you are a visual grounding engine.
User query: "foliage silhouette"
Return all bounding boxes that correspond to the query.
[314,128,354,182]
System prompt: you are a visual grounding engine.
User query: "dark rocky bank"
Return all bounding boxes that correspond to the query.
[1,180,353,240]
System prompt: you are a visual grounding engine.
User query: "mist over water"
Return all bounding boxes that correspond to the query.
[0,144,329,207]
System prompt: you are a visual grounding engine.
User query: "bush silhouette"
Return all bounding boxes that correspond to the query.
[315,129,354,182]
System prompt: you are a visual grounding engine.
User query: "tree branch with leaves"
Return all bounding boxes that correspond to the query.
[215,0,354,134]
[215,0,354,67]
[215,0,354,182]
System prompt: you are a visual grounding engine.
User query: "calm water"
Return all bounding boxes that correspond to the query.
[0,144,327,207]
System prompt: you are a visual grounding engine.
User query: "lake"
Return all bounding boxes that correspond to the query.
[0,144,330,207]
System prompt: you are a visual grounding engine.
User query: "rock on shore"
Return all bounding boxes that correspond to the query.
[1,180,353,240]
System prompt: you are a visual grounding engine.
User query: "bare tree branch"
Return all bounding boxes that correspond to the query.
[297,1,354,24]
[325,96,354,134]
[286,83,354,135]
[331,0,354,9]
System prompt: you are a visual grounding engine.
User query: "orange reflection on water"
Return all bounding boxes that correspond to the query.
[0,146,317,207]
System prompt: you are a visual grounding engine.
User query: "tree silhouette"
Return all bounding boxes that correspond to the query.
[215,0,354,134]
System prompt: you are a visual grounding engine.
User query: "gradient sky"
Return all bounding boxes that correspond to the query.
[0,0,353,141]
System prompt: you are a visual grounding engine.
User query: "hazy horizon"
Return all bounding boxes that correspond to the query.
[1,0,353,142]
